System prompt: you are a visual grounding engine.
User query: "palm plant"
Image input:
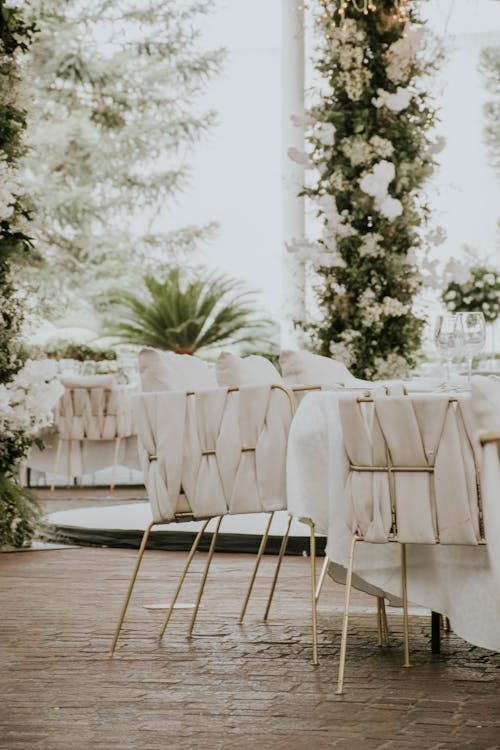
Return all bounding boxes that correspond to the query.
[106,268,270,354]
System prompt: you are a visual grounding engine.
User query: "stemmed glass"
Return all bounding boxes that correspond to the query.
[457,312,486,383]
[434,314,464,387]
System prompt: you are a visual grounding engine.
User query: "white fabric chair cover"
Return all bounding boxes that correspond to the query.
[57,384,135,441]
[472,377,500,592]
[134,385,293,524]
[339,393,482,546]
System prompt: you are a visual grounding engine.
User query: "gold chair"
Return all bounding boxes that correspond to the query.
[51,379,135,492]
[336,392,484,694]
[109,384,321,663]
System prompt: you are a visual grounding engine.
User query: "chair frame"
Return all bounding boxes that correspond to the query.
[109,383,320,664]
[336,394,486,695]
[50,385,132,492]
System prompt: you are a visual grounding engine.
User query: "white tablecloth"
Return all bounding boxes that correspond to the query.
[287,391,500,652]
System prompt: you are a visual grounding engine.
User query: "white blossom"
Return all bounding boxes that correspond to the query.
[381,296,409,317]
[329,340,356,368]
[427,135,446,155]
[379,195,403,220]
[338,44,364,71]
[338,68,372,102]
[359,233,384,257]
[372,353,410,380]
[359,160,395,201]
[287,147,313,168]
[342,137,373,167]
[385,26,424,84]
[443,258,471,286]
[372,87,413,112]
[1,360,64,436]
[425,226,447,246]
[369,135,394,159]
[314,121,336,147]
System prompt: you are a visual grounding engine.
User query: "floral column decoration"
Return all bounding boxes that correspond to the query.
[298,0,441,378]
[0,2,63,548]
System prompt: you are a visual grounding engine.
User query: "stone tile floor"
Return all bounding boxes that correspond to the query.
[1,538,499,750]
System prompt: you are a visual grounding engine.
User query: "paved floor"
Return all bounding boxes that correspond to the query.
[1,542,499,750]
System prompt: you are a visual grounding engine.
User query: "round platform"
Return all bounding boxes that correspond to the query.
[41,503,326,555]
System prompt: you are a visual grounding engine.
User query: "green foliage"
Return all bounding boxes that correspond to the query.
[21,0,224,315]
[0,474,40,549]
[302,1,441,378]
[442,267,500,324]
[106,268,270,354]
[30,341,117,362]
[0,1,41,547]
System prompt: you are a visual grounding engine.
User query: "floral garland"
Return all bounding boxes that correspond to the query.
[292,0,442,378]
[0,2,63,548]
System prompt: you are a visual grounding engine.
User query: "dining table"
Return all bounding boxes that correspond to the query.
[286,384,500,652]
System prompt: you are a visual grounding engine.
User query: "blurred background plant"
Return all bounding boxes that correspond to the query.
[19,0,225,322]
[105,267,272,355]
[442,266,500,324]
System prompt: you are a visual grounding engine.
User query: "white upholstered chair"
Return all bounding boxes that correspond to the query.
[109,383,326,661]
[335,391,484,694]
[51,375,135,491]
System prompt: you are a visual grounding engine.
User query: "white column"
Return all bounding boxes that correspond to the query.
[281,0,306,349]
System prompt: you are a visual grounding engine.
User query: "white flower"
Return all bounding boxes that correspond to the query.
[342,137,373,167]
[427,136,446,155]
[329,340,356,368]
[379,195,403,220]
[372,87,413,112]
[338,68,372,102]
[372,353,410,380]
[359,160,395,201]
[381,296,409,317]
[425,226,447,246]
[287,147,313,168]
[314,121,336,147]
[359,233,384,257]
[385,26,424,84]
[369,135,394,159]
[317,194,340,225]
[339,44,364,71]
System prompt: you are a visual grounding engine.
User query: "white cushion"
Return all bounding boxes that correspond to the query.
[138,347,217,392]
[60,374,117,389]
[216,351,283,386]
[279,350,353,386]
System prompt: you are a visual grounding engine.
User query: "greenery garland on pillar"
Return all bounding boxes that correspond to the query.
[300,0,442,378]
[0,2,63,548]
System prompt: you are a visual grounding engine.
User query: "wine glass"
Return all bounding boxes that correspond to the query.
[434,314,464,386]
[457,312,486,383]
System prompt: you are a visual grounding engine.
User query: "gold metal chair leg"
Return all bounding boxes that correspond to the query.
[239,512,274,624]
[188,516,222,637]
[50,438,63,492]
[376,596,390,647]
[309,520,318,665]
[336,535,358,695]
[401,543,410,668]
[263,513,292,621]
[109,521,156,656]
[377,596,383,647]
[315,555,329,603]
[158,519,211,641]
[380,596,390,647]
[110,436,121,492]
[301,517,318,666]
